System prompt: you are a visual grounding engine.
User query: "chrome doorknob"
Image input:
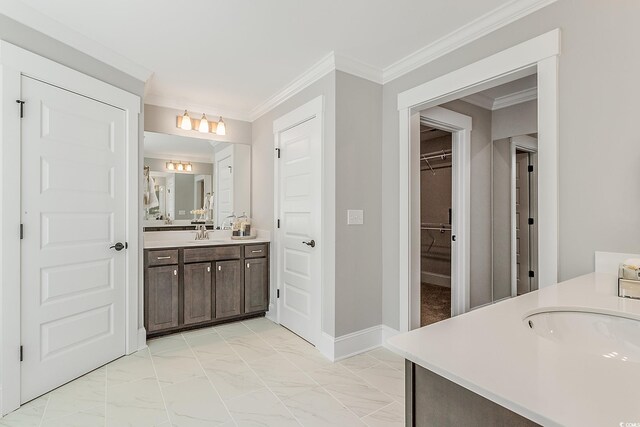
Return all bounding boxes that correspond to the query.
[302,240,316,248]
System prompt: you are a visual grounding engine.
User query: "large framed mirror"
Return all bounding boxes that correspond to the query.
[143,131,250,229]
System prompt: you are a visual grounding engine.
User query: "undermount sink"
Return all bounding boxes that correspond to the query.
[524,310,640,363]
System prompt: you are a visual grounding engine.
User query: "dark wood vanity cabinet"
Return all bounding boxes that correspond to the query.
[245,257,269,313]
[144,243,269,337]
[215,260,243,319]
[183,262,212,325]
[146,264,179,332]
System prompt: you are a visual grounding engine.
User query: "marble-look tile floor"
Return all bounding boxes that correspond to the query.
[0,317,405,427]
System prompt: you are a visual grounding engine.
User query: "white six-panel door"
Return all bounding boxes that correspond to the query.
[276,117,321,345]
[20,76,127,402]
[216,149,234,226]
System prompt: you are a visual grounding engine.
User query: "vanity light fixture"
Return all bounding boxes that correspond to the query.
[176,110,227,135]
[216,117,226,135]
[198,113,209,133]
[179,110,192,131]
[165,161,192,172]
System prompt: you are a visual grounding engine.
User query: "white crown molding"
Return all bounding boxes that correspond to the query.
[382,0,558,84]
[492,86,537,110]
[334,53,383,84]
[461,92,495,110]
[249,52,335,122]
[462,86,537,111]
[145,93,251,122]
[0,1,152,82]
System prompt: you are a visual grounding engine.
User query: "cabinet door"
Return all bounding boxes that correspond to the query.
[215,260,242,319]
[184,262,212,325]
[147,265,179,332]
[245,258,268,313]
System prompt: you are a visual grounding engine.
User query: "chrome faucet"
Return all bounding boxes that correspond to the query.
[195,224,209,240]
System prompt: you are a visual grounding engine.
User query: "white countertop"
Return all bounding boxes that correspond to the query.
[143,230,270,249]
[387,273,640,427]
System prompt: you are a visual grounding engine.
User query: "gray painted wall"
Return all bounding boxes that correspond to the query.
[251,72,337,336]
[382,0,640,330]
[492,100,537,141]
[334,71,383,336]
[144,104,252,145]
[440,100,493,307]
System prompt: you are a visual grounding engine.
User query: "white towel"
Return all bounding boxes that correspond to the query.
[144,175,159,208]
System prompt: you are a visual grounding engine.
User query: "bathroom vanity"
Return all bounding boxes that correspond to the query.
[388,272,640,426]
[144,237,269,337]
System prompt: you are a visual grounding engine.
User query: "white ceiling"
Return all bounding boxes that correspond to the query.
[10,0,540,120]
[144,132,223,163]
[463,74,537,110]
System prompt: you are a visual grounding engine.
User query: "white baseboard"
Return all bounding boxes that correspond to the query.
[333,325,383,361]
[317,332,336,362]
[421,271,451,287]
[381,325,401,348]
[137,327,148,351]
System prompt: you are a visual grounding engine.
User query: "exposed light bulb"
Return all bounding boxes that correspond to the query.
[216,116,226,135]
[166,162,175,171]
[177,163,184,171]
[198,113,209,133]
[185,163,193,172]
[180,110,192,130]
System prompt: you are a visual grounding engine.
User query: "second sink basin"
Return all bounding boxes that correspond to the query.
[524,309,640,363]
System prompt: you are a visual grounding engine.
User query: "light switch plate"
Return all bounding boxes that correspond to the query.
[347,209,364,225]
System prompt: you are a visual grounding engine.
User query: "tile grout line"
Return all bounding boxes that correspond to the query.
[182,330,238,426]
[242,321,373,426]
[36,395,51,427]
[223,322,305,426]
[149,338,179,425]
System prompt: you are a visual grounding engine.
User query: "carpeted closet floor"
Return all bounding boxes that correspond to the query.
[421,282,451,326]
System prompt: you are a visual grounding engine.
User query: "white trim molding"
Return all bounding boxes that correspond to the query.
[251,53,335,122]
[462,87,538,111]
[333,326,384,361]
[0,1,152,82]
[396,29,561,333]
[0,40,141,415]
[382,0,558,83]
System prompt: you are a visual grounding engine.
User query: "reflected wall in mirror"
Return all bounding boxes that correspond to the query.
[143,131,250,228]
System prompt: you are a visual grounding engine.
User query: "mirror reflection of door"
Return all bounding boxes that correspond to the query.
[142,132,251,226]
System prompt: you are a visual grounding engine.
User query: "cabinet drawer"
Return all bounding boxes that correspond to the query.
[147,249,178,266]
[184,246,241,263]
[244,244,268,258]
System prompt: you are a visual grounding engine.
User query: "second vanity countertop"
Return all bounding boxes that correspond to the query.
[144,230,270,249]
[387,272,640,427]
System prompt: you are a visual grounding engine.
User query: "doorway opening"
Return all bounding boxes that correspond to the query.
[420,125,453,326]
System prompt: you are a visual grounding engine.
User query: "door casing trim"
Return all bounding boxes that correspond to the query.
[0,40,141,415]
[397,29,560,332]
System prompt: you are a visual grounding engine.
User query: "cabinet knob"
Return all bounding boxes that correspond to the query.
[207,266,211,272]
[247,263,250,269]
[174,270,177,275]
[218,265,222,271]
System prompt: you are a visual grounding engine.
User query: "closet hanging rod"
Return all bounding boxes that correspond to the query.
[421,149,452,161]
[421,226,452,232]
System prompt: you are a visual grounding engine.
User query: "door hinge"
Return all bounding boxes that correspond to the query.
[528,165,534,173]
[528,217,534,225]
[20,345,23,362]
[275,148,281,159]
[20,224,24,239]
[277,289,280,298]
[277,219,280,229]
[528,270,535,278]
[16,100,25,118]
